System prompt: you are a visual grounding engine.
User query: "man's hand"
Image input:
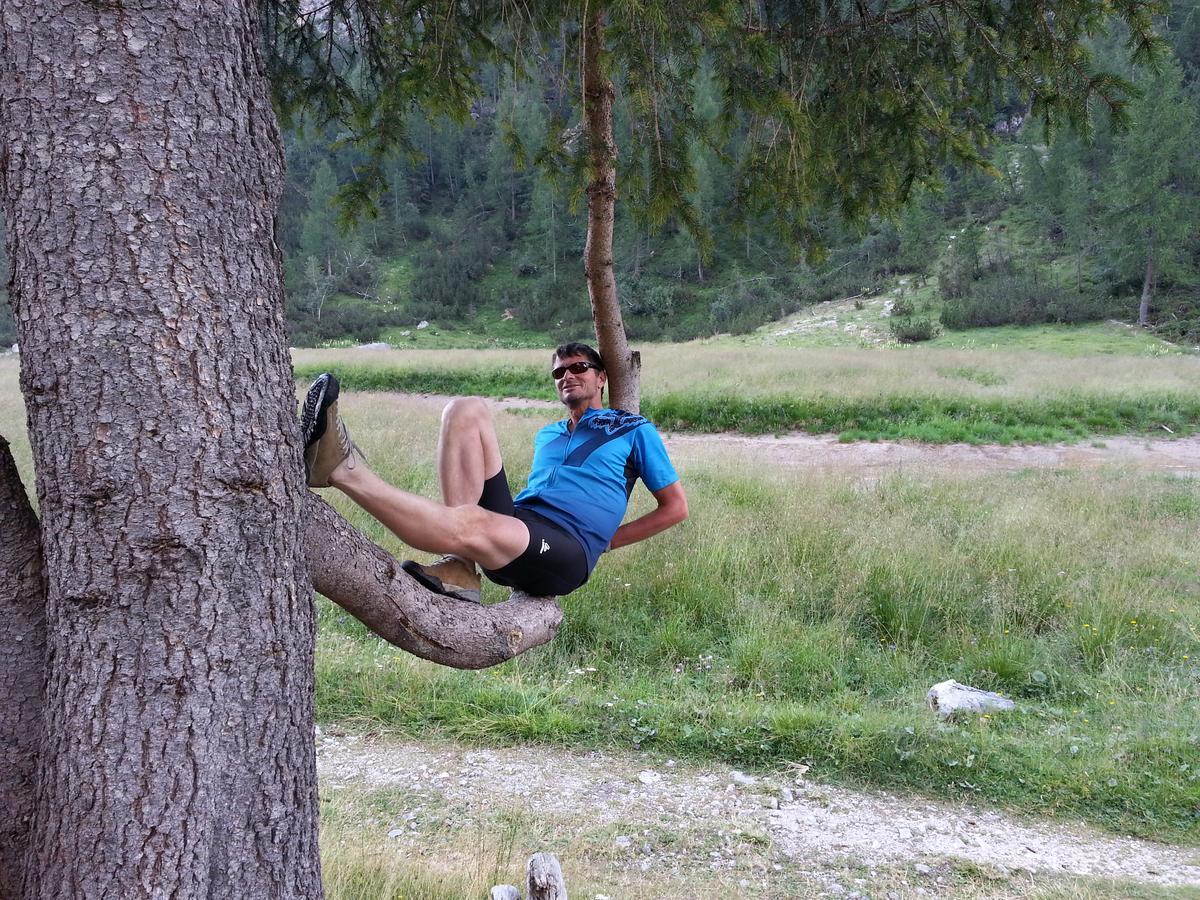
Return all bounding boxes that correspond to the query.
[608,481,688,551]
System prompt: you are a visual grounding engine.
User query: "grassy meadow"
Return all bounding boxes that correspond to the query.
[2,333,1199,870]
[293,341,1200,443]
[306,383,1200,844]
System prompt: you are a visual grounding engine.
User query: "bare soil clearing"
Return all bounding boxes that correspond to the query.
[390,391,1200,476]
[317,734,1200,895]
[662,432,1200,478]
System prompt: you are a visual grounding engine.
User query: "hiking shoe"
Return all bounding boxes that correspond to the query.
[307,410,364,488]
[300,372,339,450]
[401,555,482,603]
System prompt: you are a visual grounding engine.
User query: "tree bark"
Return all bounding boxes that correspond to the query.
[0,437,46,899]
[1138,248,1154,327]
[1,3,322,897]
[304,495,562,669]
[581,9,641,413]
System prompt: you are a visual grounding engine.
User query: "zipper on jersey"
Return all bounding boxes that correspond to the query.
[548,418,577,487]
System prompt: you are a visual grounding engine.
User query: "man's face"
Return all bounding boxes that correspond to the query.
[552,354,606,408]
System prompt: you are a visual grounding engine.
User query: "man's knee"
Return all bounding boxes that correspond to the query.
[446,504,497,557]
[441,396,491,430]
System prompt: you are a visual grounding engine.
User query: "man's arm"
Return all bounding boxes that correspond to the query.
[607,481,688,551]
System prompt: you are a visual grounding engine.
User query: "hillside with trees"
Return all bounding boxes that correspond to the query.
[265,11,1200,351]
[1,13,1195,354]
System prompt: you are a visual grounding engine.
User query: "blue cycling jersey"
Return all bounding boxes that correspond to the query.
[514,408,679,572]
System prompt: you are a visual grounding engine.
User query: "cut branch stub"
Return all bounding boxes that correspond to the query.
[0,435,47,898]
[526,852,567,900]
[303,494,563,669]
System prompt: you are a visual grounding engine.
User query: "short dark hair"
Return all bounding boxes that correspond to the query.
[552,342,604,371]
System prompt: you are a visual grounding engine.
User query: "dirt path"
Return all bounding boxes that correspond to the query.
[392,391,1200,477]
[662,432,1200,478]
[317,734,1200,896]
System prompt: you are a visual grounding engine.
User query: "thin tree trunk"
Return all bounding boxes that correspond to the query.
[0,437,46,898]
[550,198,557,284]
[581,9,641,413]
[1138,249,1154,326]
[0,3,322,897]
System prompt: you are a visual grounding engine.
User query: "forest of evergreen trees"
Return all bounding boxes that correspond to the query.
[2,7,1198,350]
[277,10,1200,348]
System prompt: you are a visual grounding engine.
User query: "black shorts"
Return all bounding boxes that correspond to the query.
[477,468,590,597]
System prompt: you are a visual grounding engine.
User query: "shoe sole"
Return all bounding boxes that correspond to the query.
[301,373,339,449]
[400,559,482,603]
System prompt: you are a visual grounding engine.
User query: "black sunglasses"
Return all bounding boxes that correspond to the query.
[552,361,601,380]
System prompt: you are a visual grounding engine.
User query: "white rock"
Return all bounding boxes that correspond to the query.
[417,320,429,329]
[355,341,391,350]
[927,680,1016,718]
[914,863,932,875]
[637,770,661,785]
[387,828,404,838]
[730,770,758,786]
[614,835,632,849]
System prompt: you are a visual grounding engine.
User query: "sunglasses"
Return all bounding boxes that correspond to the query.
[551,361,601,380]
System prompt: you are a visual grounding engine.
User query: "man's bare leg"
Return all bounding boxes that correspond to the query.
[436,396,505,506]
[328,458,528,572]
[327,395,527,573]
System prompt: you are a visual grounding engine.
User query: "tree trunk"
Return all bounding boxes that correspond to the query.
[1138,248,1154,327]
[0,437,46,898]
[581,9,641,413]
[0,3,322,897]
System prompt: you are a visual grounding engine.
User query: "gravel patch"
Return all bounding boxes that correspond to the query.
[316,734,1200,889]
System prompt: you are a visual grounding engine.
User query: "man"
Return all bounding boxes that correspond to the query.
[301,342,688,600]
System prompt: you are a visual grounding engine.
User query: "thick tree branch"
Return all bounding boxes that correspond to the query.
[303,493,562,669]
[0,435,46,898]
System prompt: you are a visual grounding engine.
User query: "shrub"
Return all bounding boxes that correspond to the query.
[940,272,1113,330]
[890,315,939,343]
[709,276,787,334]
[285,299,405,347]
[890,294,915,317]
[515,276,590,333]
[1153,294,1200,345]
[408,245,483,320]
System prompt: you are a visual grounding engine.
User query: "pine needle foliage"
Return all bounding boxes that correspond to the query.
[260,0,1168,252]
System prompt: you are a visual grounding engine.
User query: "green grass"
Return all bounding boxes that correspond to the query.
[930,322,1184,356]
[644,392,1200,442]
[294,362,557,401]
[6,351,1199,848]
[296,360,1200,443]
[311,399,1200,844]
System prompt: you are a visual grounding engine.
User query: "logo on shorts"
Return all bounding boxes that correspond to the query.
[539,539,550,554]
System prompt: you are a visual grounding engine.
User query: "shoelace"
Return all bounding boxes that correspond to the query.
[432,555,478,576]
[335,417,364,471]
